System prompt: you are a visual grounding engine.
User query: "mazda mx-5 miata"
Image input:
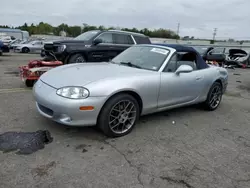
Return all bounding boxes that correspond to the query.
[33,44,228,137]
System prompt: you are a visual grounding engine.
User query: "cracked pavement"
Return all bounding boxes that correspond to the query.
[0,53,250,188]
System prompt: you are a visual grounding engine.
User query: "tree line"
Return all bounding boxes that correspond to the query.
[0,22,180,39]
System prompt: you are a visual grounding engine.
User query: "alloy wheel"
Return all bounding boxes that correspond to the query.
[209,85,222,109]
[108,100,137,134]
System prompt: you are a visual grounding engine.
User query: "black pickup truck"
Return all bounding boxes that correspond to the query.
[42,30,151,64]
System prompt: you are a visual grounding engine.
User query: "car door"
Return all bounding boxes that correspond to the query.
[32,41,43,52]
[158,53,205,108]
[88,32,116,62]
[206,47,226,62]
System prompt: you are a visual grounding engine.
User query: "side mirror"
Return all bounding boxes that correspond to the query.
[93,38,102,45]
[175,65,193,75]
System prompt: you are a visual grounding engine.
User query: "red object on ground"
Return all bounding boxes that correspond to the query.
[19,60,63,87]
[242,64,247,69]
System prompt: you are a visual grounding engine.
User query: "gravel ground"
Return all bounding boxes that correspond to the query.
[0,53,250,188]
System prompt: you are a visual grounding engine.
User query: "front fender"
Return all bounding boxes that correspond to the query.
[85,75,161,114]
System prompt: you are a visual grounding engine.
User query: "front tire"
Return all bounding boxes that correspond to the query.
[67,54,86,64]
[98,94,140,138]
[22,47,30,53]
[203,82,223,111]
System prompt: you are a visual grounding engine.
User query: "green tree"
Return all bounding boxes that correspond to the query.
[1,22,180,39]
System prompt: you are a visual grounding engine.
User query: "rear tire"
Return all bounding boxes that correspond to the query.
[203,82,223,111]
[22,47,30,53]
[98,94,140,138]
[67,54,86,64]
[25,80,34,87]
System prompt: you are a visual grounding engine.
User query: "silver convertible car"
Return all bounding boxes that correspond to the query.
[33,44,228,137]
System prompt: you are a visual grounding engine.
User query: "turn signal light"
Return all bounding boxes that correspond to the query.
[79,106,94,111]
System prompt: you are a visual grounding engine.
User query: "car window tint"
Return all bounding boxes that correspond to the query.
[96,33,114,43]
[163,54,178,72]
[211,48,225,54]
[133,36,151,44]
[114,34,134,44]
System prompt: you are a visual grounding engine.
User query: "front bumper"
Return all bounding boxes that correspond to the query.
[33,79,107,126]
[15,48,22,52]
[44,50,66,62]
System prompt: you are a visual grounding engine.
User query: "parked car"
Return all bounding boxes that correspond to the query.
[42,30,151,64]
[225,49,250,68]
[9,39,28,50]
[0,40,3,56]
[191,46,226,65]
[33,44,228,137]
[0,41,10,53]
[15,40,44,53]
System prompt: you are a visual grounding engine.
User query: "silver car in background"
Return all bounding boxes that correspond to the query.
[33,44,228,137]
[15,40,44,53]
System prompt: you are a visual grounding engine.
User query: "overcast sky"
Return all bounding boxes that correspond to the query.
[1,0,249,39]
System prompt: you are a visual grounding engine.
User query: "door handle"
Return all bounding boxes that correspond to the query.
[196,76,202,80]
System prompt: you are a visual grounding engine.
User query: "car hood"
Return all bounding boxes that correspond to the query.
[40,62,152,89]
[229,49,248,55]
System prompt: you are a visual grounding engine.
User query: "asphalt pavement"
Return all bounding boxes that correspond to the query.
[0,53,250,188]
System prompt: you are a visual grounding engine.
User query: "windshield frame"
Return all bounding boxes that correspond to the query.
[74,30,101,41]
[111,45,171,72]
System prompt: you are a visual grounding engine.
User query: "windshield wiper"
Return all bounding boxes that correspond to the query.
[120,62,142,69]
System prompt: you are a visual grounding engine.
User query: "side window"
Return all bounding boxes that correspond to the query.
[210,48,225,54]
[176,52,197,70]
[176,61,197,70]
[34,42,42,45]
[133,36,151,44]
[113,34,134,44]
[163,54,178,72]
[96,33,114,43]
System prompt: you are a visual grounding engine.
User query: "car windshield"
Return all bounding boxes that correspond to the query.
[111,46,170,71]
[74,30,100,40]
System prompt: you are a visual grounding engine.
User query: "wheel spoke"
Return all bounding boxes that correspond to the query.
[108,100,137,134]
[111,121,120,129]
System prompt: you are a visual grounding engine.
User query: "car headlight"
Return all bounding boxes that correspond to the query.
[57,45,66,52]
[56,87,89,99]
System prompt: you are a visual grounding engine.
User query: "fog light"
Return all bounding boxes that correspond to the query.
[59,114,72,123]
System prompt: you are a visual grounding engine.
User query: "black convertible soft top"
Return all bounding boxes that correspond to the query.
[154,43,209,69]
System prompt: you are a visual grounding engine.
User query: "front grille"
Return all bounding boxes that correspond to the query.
[38,103,53,116]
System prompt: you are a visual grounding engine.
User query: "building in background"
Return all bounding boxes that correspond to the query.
[0,28,29,41]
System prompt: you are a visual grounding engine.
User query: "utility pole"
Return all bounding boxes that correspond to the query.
[212,28,217,41]
[177,23,180,35]
[176,22,180,42]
